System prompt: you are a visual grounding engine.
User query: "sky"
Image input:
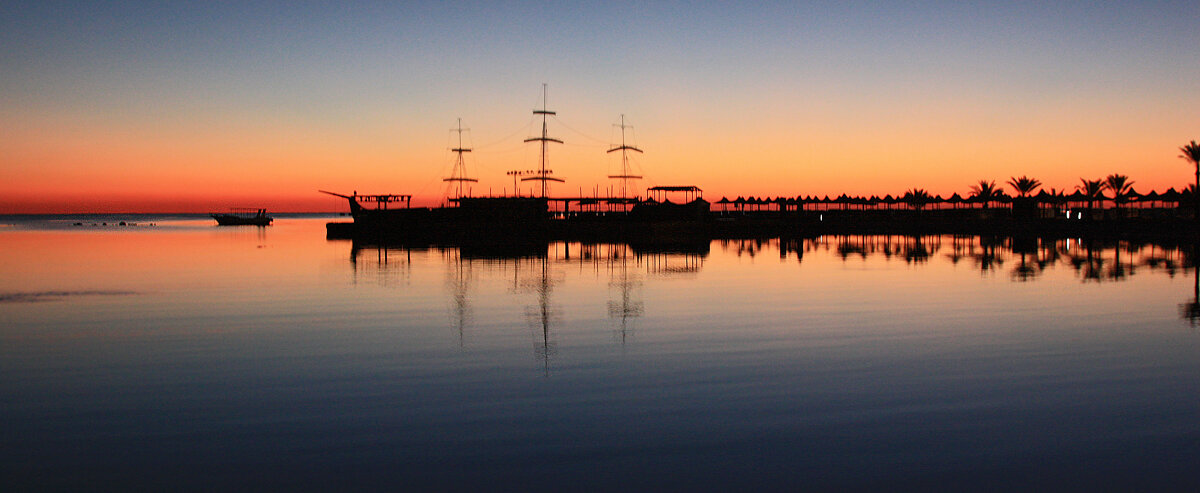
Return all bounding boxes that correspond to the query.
[2,1,1198,213]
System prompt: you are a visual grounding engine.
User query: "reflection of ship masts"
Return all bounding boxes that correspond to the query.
[443,118,478,199]
[607,114,642,201]
[538,258,551,375]
[608,246,643,345]
[451,253,469,347]
[522,84,564,198]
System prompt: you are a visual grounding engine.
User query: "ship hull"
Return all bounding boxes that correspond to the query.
[211,214,272,226]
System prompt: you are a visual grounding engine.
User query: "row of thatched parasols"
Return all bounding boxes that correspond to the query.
[714,188,1191,211]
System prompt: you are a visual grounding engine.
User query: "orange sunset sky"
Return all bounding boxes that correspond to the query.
[2,2,1198,213]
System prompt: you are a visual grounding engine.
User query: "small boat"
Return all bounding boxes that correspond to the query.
[211,208,273,226]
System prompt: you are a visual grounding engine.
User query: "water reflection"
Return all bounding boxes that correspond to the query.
[350,245,412,287]
[794,235,1189,283]
[350,236,1195,287]
[346,241,708,370]
[1180,244,1200,327]
[345,235,1200,346]
[518,255,558,374]
[446,251,472,347]
[10,221,1200,490]
[608,257,643,344]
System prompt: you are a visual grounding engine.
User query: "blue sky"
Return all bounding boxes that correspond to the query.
[3,1,1198,211]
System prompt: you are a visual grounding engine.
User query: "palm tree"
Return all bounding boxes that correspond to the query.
[904,188,932,210]
[1104,174,1134,211]
[969,180,999,209]
[1077,178,1106,217]
[1181,140,1200,221]
[1006,175,1042,197]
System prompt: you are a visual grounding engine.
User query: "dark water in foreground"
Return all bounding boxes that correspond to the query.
[2,215,1199,490]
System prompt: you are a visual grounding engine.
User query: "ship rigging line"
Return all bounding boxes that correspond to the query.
[549,115,609,146]
[472,119,536,150]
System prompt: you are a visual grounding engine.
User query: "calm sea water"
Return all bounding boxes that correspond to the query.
[2,215,1199,490]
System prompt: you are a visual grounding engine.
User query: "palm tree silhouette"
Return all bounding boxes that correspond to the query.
[1077,178,1106,218]
[969,180,999,209]
[904,188,932,210]
[1007,176,1043,219]
[1180,140,1200,221]
[1104,174,1134,213]
[1006,176,1043,197]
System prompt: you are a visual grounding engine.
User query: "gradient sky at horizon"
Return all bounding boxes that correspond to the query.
[2,1,1198,212]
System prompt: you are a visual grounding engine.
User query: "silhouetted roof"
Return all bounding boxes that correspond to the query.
[648,186,701,192]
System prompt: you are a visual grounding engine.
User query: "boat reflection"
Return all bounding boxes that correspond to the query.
[447,251,472,347]
[349,244,413,287]
[609,254,644,344]
[345,240,707,371]
[516,254,559,375]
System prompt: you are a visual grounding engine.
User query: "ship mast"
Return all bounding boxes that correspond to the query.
[443,118,478,199]
[606,114,643,201]
[522,83,564,198]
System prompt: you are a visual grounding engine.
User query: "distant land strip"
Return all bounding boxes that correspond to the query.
[0,290,141,303]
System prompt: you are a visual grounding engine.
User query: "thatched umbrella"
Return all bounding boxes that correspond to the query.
[1142,190,1161,208]
[833,194,851,211]
[1123,187,1142,208]
[967,193,986,209]
[1162,188,1182,206]
[1066,190,1087,209]
[947,192,965,209]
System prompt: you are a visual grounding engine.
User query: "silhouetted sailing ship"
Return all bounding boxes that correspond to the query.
[324,88,714,246]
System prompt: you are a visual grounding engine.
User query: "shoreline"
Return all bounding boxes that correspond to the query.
[327,210,1200,248]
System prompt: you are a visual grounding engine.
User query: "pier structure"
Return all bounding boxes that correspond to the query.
[647,186,703,203]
